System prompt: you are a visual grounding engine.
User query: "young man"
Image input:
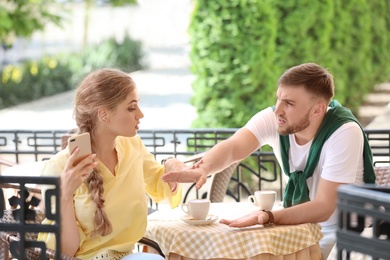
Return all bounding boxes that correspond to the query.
[162,62,375,259]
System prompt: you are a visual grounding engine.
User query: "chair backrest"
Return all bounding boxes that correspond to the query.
[0,209,79,260]
[182,153,240,203]
[207,161,240,202]
[375,166,390,186]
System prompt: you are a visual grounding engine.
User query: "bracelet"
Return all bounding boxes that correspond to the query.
[261,210,274,226]
[161,157,175,165]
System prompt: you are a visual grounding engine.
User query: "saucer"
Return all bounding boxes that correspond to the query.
[180,214,218,226]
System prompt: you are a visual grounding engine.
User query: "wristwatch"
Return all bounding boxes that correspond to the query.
[261,210,274,226]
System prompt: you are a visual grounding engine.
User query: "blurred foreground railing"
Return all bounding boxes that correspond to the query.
[1,128,390,203]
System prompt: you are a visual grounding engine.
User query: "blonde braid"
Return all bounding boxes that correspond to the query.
[78,123,113,237]
[86,169,112,237]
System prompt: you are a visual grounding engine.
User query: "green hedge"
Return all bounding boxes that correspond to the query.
[0,57,73,108]
[0,34,144,109]
[189,0,390,128]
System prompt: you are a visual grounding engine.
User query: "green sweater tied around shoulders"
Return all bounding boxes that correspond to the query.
[278,100,376,208]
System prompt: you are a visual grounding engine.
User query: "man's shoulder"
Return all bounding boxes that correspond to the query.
[327,121,363,143]
[333,121,362,133]
[248,107,275,121]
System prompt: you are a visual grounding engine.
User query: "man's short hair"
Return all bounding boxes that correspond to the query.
[278,63,334,103]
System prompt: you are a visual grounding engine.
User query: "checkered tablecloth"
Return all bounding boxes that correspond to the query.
[145,203,323,259]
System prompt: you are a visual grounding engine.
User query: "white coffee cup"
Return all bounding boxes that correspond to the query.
[248,190,276,210]
[181,199,210,220]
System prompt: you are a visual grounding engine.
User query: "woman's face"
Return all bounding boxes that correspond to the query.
[107,88,144,137]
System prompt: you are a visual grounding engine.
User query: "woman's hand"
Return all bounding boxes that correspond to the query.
[162,167,208,190]
[163,158,188,192]
[61,147,98,198]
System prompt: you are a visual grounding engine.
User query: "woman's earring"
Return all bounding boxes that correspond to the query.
[101,115,108,122]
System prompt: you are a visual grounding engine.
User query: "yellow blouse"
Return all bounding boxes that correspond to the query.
[38,135,182,260]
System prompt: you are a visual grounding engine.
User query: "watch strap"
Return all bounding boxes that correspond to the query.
[262,210,274,226]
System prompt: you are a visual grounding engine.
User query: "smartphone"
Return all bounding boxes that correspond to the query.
[67,132,92,165]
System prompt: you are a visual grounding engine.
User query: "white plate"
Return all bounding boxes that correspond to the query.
[180,214,218,226]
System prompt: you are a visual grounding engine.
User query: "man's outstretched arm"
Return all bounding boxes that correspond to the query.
[162,128,260,189]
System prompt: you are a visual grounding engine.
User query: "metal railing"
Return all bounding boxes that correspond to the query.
[1,128,390,203]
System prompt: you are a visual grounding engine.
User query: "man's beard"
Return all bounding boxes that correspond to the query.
[277,109,311,136]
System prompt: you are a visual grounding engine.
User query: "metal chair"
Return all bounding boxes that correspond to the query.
[0,159,17,260]
[0,175,66,260]
[0,209,78,260]
[0,180,165,259]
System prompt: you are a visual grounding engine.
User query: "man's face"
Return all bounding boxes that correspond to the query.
[274,84,314,135]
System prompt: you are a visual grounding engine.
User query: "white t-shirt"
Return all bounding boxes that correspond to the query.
[244,107,364,227]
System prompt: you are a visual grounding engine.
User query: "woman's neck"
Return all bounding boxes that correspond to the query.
[93,132,118,175]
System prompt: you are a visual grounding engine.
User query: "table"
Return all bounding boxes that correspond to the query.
[0,161,45,177]
[145,202,323,260]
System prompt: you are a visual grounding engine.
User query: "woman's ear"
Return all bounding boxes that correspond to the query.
[98,108,109,122]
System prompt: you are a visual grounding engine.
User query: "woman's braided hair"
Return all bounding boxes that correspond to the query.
[73,68,135,237]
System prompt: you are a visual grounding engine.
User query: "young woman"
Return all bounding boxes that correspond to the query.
[39,68,184,260]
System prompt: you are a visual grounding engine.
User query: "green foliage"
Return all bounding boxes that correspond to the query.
[0,0,64,46]
[0,35,144,109]
[190,0,278,128]
[0,0,136,47]
[189,0,390,128]
[55,34,144,83]
[107,0,137,6]
[81,34,144,73]
[0,57,73,108]
[327,0,373,109]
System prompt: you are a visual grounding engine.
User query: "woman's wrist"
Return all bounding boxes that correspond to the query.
[170,182,178,193]
[161,157,175,165]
